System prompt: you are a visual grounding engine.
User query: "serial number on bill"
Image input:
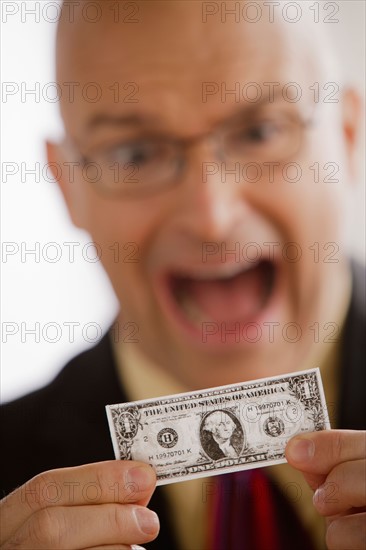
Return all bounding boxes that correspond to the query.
[153,449,192,460]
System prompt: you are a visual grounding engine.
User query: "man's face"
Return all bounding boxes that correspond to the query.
[53,1,355,389]
[212,416,236,442]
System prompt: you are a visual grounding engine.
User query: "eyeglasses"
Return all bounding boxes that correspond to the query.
[68,109,313,198]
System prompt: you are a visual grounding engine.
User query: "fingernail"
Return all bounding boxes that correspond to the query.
[134,507,160,535]
[126,466,154,492]
[131,546,146,550]
[313,486,325,507]
[287,437,315,462]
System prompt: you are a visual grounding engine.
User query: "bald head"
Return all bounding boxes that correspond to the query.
[55,0,340,139]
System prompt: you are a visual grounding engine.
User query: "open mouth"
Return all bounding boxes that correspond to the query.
[161,260,277,334]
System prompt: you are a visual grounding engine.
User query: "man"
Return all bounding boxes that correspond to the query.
[201,410,243,460]
[1,1,365,549]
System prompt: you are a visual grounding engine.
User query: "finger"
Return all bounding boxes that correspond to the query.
[325,512,366,550]
[3,503,159,550]
[313,459,366,516]
[285,430,366,489]
[1,461,156,546]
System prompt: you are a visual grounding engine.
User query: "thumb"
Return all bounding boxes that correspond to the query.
[285,430,366,491]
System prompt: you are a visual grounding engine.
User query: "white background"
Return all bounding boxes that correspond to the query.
[1,1,365,402]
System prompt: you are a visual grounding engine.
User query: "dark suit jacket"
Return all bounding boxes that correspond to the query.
[2,262,365,549]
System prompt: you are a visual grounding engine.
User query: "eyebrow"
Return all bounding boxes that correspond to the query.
[84,91,297,136]
[225,90,292,115]
[213,94,291,127]
[85,113,158,132]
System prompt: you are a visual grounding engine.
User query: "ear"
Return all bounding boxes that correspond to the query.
[341,88,362,180]
[46,140,85,229]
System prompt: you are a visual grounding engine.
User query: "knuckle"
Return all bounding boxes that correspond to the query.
[33,470,58,508]
[109,504,128,536]
[18,474,47,514]
[27,507,66,548]
[92,466,105,501]
[29,508,55,545]
[330,431,345,463]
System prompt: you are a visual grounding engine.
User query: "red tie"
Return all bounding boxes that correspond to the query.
[207,469,317,550]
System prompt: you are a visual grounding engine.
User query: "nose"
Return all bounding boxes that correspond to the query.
[173,144,249,243]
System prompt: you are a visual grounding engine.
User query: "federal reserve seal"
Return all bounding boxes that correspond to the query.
[157,428,179,448]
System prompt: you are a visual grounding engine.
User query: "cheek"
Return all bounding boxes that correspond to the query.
[243,155,345,247]
[77,191,171,306]
[78,190,163,254]
[243,110,349,246]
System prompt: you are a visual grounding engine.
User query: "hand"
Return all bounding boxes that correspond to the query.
[0,460,159,549]
[286,430,366,550]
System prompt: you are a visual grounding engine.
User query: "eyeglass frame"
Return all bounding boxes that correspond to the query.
[62,103,316,198]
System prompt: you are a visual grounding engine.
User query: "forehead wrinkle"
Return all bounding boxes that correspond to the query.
[56,0,341,135]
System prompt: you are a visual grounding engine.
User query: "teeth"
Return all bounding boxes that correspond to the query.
[177,262,257,281]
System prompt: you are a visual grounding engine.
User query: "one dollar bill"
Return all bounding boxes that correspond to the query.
[106,368,329,485]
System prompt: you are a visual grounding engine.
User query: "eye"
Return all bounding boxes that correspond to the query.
[237,119,285,145]
[245,122,279,142]
[108,141,157,167]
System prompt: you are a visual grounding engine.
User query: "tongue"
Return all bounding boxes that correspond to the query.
[182,263,269,323]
